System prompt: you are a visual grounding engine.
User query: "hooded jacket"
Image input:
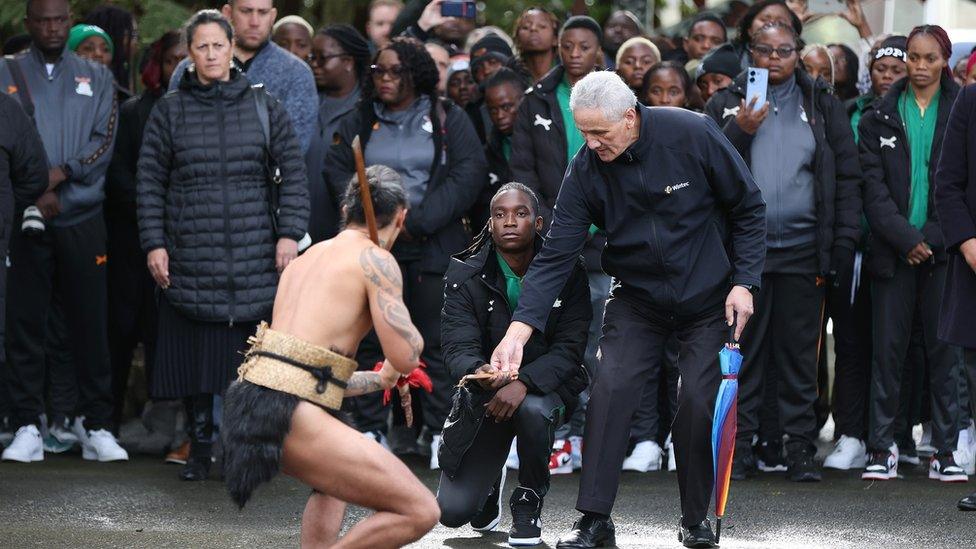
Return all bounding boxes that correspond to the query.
[439,233,590,477]
[0,46,117,228]
[324,96,487,274]
[137,70,310,323]
[704,69,863,275]
[857,74,959,278]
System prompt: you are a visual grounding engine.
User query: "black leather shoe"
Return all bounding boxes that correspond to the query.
[555,514,615,548]
[959,492,976,511]
[678,519,718,548]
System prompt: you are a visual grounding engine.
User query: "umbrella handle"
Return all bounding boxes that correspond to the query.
[728,311,738,346]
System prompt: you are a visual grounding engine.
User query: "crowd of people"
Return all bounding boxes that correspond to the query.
[2,0,976,545]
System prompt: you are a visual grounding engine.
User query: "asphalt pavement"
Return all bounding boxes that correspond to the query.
[1,451,974,548]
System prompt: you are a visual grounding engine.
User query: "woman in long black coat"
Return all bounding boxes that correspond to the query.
[934,83,976,509]
[136,10,309,481]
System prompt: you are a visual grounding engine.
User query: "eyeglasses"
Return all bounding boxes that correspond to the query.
[370,64,406,80]
[750,45,797,58]
[308,53,348,67]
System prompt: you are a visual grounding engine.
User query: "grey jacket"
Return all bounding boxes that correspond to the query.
[0,47,118,227]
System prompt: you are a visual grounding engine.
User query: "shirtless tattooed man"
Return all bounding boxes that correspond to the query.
[221,165,440,548]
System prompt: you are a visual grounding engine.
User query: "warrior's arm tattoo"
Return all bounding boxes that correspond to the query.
[344,372,386,397]
[360,247,424,363]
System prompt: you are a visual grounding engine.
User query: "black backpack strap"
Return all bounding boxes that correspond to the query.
[252,83,270,148]
[4,56,35,120]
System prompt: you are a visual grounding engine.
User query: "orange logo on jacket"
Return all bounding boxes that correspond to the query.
[6,85,17,94]
[95,255,108,266]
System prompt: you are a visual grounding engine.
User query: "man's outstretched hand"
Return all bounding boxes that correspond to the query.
[725,285,754,342]
[490,321,533,374]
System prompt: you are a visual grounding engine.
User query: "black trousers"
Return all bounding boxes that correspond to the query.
[868,261,962,454]
[436,392,564,527]
[830,273,872,440]
[737,273,824,451]
[629,337,679,444]
[965,349,976,422]
[6,213,113,430]
[106,211,157,427]
[576,295,723,527]
[43,289,78,422]
[345,259,451,433]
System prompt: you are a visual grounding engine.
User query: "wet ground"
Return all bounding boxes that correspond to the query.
[1,451,973,548]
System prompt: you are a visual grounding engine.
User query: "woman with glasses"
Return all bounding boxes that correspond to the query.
[705,20,862,483]
[306,24,371,242]
[858,25,966,483]
[324,36,487,466]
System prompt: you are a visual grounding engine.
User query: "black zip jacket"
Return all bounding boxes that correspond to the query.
[857,75,959,278]
[324,97,487,274]
[107,91,158,220]
[137,70,310,322]
[510,65,607,272]
[439,234,590,476]
[0,93,48,225]
[704,70,863,274]
[512,105,766,332]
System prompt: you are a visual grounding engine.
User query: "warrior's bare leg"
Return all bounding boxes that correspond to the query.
[301,492,345,546]
[282,401,439,549]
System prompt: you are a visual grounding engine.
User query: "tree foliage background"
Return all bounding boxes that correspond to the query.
[2,1,614,48]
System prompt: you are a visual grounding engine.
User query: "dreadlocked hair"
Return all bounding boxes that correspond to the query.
[363,36,440,103]
[750,20,805,51]
[85,5,135,90]
[907,25,953,80]
[457,182,541,259]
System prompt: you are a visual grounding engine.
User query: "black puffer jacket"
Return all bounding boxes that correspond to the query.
[137,70,309,323]
[438,233,590,477]
[704,69,863,275]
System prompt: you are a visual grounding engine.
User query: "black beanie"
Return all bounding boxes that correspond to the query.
[321,24,371,74]
[696,42,741,81]
[870,35,908,69]
[470,33,514,75]
[561,15,602,41]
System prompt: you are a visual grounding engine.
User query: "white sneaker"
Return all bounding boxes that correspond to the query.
[622,440,662,472]
[430,434,442,470]
[548,439,573,475]
[666,434,677,472]
[569,435,583,470]
[823,435,867,470]
[363,429,390,450]
[506,437,520,470]
[43,418,79,454]
[954,427,975,476]
[82,429,129,462]
[2,425,43,462]
[917,423,936,457]
[71,416,89,446]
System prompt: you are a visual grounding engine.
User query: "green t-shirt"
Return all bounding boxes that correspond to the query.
[898,87,940,231]
[496,251,522,309]
[556,76,585,167]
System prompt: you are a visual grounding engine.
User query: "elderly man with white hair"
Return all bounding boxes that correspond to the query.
[490,71,766,549]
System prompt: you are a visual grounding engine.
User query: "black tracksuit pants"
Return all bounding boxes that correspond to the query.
[738,273,824,452]
[345,259,452,434]
[830,273,872,440]
[106,210,157,427]
[6,212,113,431]
[576,295,723,528]
[436,392,564,527]
[868,261,962,454]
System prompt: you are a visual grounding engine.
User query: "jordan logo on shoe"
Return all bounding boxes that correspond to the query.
[519,492,530,502]
[534,114,553,131]
[880,135,897,149]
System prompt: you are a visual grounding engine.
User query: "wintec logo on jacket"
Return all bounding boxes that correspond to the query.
[665,182,690,195]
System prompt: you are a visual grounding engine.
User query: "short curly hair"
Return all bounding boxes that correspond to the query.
[364,36,440,103]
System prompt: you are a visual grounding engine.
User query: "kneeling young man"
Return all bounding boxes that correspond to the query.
[221,166,439,548]
[436,183,591,546]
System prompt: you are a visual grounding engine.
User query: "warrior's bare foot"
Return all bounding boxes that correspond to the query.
[282,402,439,548]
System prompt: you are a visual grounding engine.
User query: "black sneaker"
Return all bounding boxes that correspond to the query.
[180,456,211,481]
[509,486,543,546]
[929,454,968,483]
[862,448,897,480]
[757,438,787,472]
[471,467,506,531]
[786,447,822,482]
[678,519,718,548]
[731,441,756,480]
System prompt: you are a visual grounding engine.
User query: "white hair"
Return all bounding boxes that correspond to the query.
[569,71,637,122]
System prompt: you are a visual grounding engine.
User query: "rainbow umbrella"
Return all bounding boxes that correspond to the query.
[712,330,742,543]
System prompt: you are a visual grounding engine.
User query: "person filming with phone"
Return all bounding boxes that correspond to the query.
[704,20,862,483]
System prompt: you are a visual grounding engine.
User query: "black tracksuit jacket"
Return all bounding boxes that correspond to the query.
[511,104,766,332]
